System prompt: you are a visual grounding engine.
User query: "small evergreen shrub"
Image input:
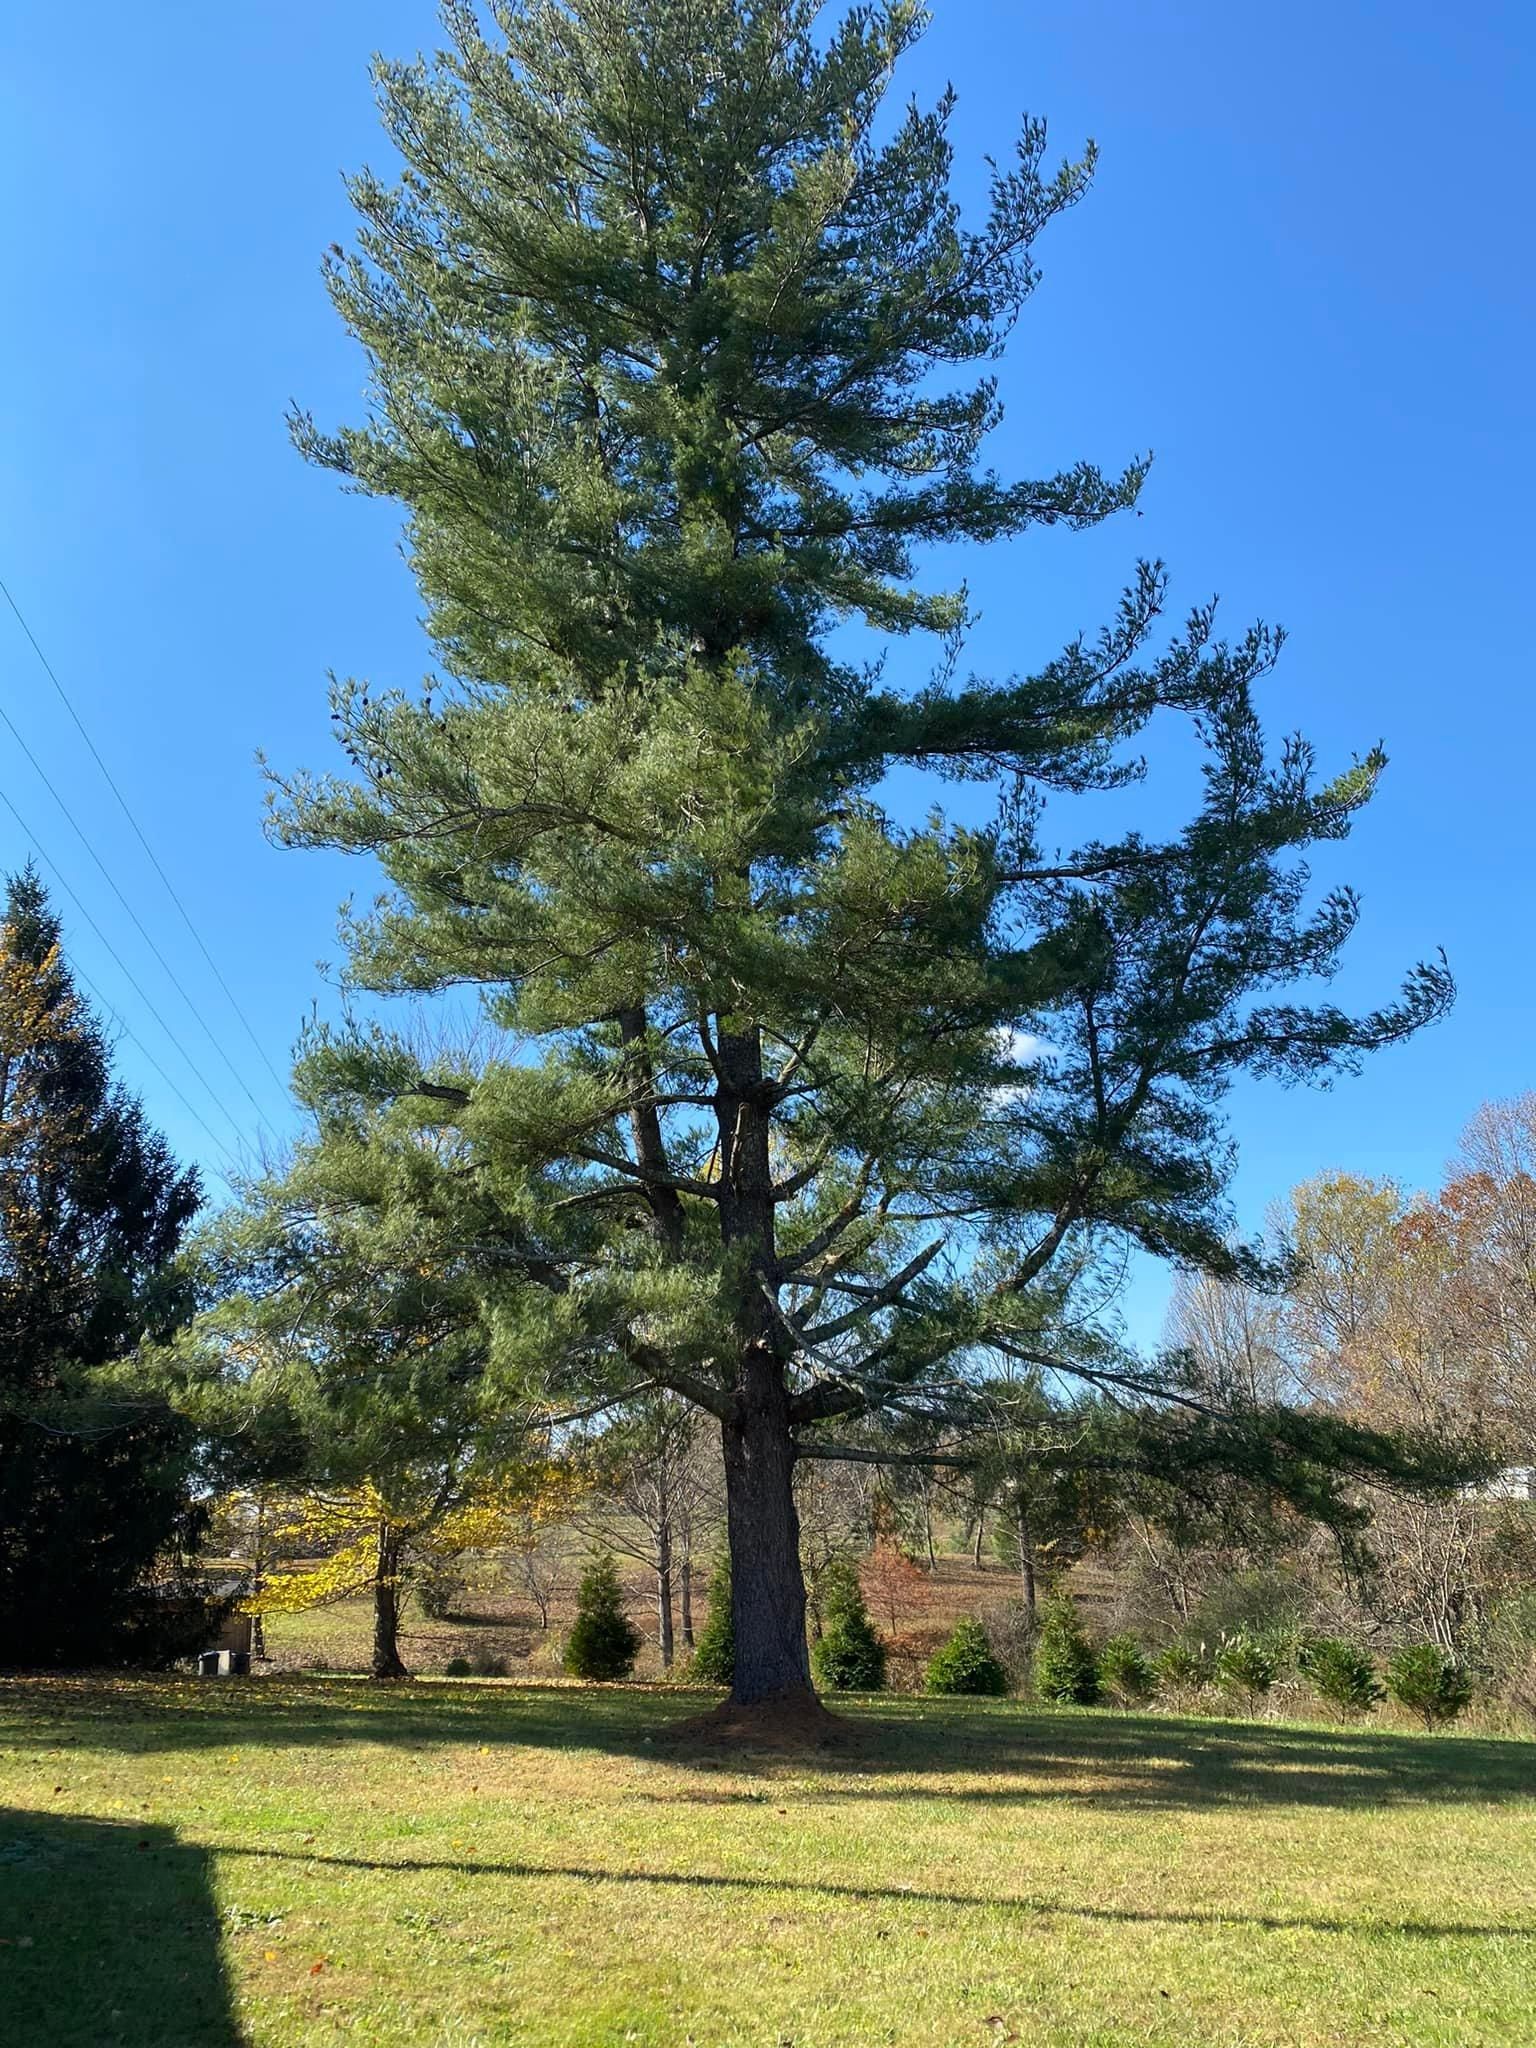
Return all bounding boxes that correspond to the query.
[810,1559,886,1691]
[563,1552,641,1681]
[1098,1633,1155,1704]
[1215,1629,1281,1711]
[1033,1595,1100,1705]
[925,1616,1009,1696]
[689,1558,734,1686]
[1386,1643,1474,1730]
[1298,1636,1383,1718]
[444,1655,473,1678]
[1154,1641,1209,1691]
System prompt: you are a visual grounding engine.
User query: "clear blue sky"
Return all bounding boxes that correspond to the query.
[1,2,1531,1341]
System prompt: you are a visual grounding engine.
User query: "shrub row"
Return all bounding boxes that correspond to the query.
[538,1552,1480,1729]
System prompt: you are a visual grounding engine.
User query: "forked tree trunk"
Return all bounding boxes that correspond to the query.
[722,1364,812,1705]
[372,1522,409,1680]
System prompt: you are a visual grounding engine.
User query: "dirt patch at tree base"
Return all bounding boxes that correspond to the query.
[659,1690,854,1754]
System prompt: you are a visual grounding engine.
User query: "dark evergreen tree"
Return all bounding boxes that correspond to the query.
[1298,1636,1383,1719]
[1096,1633,1155,1704]
[1033,1594,1100,1705]
[564,1550,642,1679]
[1385,1644,1473,1731]
[0,869,205,1666]
[272,0,1453,1714]
[925,1617,1009,1696]
[1213,1629,1281,1714]
[809,1558,885,1690]
[689,1556,735,1686]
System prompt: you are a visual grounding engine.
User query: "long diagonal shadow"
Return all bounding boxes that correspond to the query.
[218,1842,1534,1945]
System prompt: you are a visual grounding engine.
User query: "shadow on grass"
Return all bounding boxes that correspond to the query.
[216,1839,1534,1945]
[0,1809,241,2046]
[4,1675,1534,1814]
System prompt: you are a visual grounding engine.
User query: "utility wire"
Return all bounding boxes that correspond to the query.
[68,957,245,1188]
[0,778,249,1162]
[0,669,276,1131]
[0,571,290,1094]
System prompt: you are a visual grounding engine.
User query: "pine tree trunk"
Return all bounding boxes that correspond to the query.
[680,1550,694,1648]
[973,1508,986,1569]
[714,1024,817,1711]
[372,1522,409,1680]
[722,1380,812,1704]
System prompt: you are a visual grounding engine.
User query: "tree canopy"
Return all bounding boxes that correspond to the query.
[267,0,1452,1707]
[0,867,204,1666]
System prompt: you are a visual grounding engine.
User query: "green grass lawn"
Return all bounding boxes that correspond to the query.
[2,1678,1533,2047]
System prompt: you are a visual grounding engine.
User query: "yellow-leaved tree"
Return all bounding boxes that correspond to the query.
[162,1047,577,1677]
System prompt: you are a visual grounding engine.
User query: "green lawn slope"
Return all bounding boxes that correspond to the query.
[2,1677,1532,2046]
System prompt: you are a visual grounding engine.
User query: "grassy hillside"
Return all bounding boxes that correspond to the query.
[2,1676,1532,2046]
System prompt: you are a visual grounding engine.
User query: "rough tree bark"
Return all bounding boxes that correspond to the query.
[721,1365,812,1703]
[371,1522,410,1680]
[715,1023,818,1708]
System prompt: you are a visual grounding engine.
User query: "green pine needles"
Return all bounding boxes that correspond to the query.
[1385,1645,1473,1731]
[1033,1596,1101,1706]
[564,1552,642,1681]
[1097,1634,1155,1704]
[268,0,1455,1708]
[689,1558,735,1686]
[1298,1637,1383,1719]
[810,1560,886,1691]
[925,1617,1009,1697]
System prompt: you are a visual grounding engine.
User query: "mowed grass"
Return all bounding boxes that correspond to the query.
[2,1678,1534,2048]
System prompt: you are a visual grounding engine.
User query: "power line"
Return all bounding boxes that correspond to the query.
[0,571,291,1095]
[68,958,246,1189]
[0,778,250,1163]
[0,664,276,1131]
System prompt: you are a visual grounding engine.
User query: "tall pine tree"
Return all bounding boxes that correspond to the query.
[272,0,1451,1711]
[0,869,204,1666]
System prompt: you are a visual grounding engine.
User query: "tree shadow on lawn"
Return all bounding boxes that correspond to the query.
[5,1675,1534,1813]
[215,1838,1534,1948]
[0,1808,243,2047]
